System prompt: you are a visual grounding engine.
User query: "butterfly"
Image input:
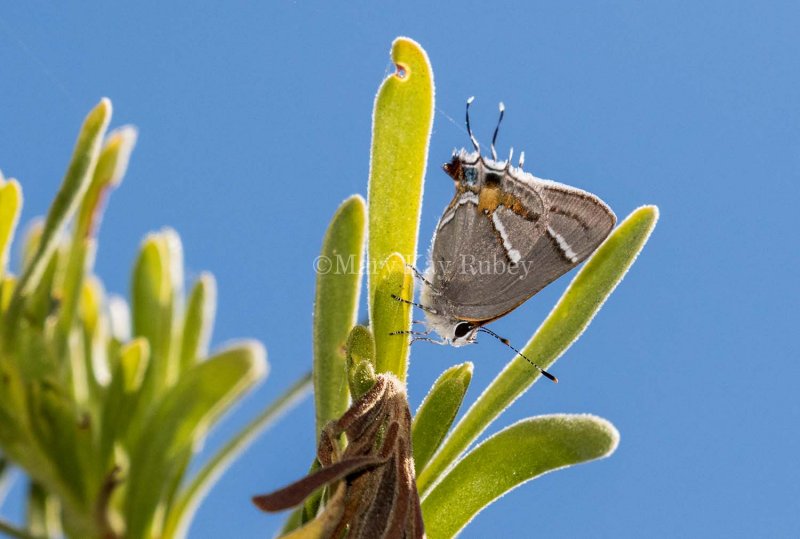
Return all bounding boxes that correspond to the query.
[396,98,616,382]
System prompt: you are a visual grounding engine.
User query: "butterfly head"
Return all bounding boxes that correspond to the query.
[425,312,479,347]
[443,150,480,182]
[419,279,480,346]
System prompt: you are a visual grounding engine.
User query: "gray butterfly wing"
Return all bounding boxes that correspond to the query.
[430,174,615,322]
[428,172,547,317]
[429,194,535,298]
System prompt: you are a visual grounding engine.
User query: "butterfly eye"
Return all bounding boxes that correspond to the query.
[464,167,478,185]
[454,321,473,339]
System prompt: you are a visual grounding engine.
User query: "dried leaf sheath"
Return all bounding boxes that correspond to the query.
[254,374,425,538]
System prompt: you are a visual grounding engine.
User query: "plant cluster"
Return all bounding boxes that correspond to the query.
[0,99,309,539]
[0,37,656,539]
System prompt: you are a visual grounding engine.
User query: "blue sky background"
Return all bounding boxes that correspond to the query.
[1,2,799,537]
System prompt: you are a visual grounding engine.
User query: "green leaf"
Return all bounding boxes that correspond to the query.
[99,338,150,467]
[131,229,184,400]
[20,221,43,273]
[179,272,216,371]
[21,246,60,330]
[53,236,95,361]
[367,37,434,329]
[78,275,103,344]
[124,341,267,538]
[0,457,11,507]
[26,380,94,527]
[0,276,15,314]
[75,126,137,239]
[0,178,22,277]
[421,414,619,538]
[78,276,115,401]
[417,206,658,494]
[371,253,413,381]
[26,481,61,539]
[345,325,377,401]
[54,127,136,356]
[162,372,312,539]
[0,517,42,539]
[411,362,472,474]
[313,195,366,438]
[4,98,111,337]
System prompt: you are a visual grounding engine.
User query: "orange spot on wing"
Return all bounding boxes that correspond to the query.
[478,186,501,213]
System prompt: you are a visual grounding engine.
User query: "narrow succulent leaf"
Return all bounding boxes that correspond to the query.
[163,372,312,539]
[161,448,193,537]
[120,339,150,394]
[75,126,137,238]
[53,128,135,357]
[0,179,22,277]
[0,357,30,446]
[278,484,349,539]
[99,338,150,466]
[179,272,216,370]
[159,229,185,384]
[78,275,102,342]
[297,460,323,529]
[131,229,183,401]
[106,294,130,342]
[346,325,376,400]
[23,247,60,329]
[26,481,61,539]
[371,253,412,381]
[421,414,619,537]
[313,195,366,438]
[280,507,306,537]
[26,381,93,519]
[5,99,111,335]
[78,276,114,388]
[20,221,43,275]
[54,237,96,359]
[0,518,42,539]
[124,341,267,538]
[0,457,11,506]
[367,37,434,318]
[11,322,49,386]
[131,236,166,356]
[66,319,91,407]
[412,362,473,474]
[0,276,16,313]
[417,206,659,494]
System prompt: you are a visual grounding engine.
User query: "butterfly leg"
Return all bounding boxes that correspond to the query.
[410,336,448,345]
[389,329,430,337]
[405,264,442,295]
[389,330,447,345]
[390,294,438,315]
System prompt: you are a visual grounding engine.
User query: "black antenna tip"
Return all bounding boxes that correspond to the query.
[476,326,558,382]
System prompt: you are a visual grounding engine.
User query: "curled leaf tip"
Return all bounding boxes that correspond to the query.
[345,193,366,205]
[242,340,269,378]
[457,361,474,380]
[389,38,431,83]
[638,203,660,215]
[90,97,112,123]
[106,126,139,186]
[576,413,621,455]
[218,340,270,381]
